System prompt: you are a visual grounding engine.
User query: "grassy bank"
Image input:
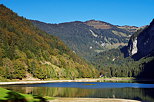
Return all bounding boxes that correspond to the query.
[0,88,54,102]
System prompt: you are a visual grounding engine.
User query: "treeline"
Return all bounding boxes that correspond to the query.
[0,5,98,80]
[91,48,154,78]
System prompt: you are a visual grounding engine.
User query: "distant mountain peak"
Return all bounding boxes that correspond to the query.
[84,20,114,29]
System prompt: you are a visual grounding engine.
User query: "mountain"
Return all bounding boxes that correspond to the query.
[117,25,139,33]
[31,20,137,60]
[84,20,115,29]
[126,19,154,79]
[0,4,98,80]
[91,19,154,79]
[127,19,154,60]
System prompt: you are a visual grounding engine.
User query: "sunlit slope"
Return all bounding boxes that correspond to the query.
[0,4,98,80]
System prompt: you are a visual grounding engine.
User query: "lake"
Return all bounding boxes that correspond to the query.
[1,82,154,102]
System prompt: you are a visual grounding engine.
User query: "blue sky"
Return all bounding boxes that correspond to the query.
[0,0,154,27]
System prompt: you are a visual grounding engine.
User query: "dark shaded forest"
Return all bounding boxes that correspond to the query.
[91,48,154,79]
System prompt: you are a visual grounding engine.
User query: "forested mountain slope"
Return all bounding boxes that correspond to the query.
[91,19,154,79]
[31,20,138,60]
[0,4,98,80]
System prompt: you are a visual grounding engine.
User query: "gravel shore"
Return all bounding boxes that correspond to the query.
[0,79,100,85]
[49,98,141,102]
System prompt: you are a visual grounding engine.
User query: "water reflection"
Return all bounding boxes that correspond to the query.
[1,82,154,102]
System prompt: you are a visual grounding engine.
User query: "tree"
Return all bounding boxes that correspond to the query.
[2,58,14,79]
[13,60,26,79]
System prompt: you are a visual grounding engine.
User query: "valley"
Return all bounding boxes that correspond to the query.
[0,1,154,102]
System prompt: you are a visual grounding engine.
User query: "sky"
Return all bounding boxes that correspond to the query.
[0,0,154,27]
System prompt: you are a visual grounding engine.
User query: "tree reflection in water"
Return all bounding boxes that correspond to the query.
[2,86,154,102]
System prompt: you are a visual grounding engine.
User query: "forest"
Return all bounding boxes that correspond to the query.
[0,4,98,80]
[91,48,154,79]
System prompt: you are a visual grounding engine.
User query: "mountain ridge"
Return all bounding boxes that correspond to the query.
[31,19,137,60]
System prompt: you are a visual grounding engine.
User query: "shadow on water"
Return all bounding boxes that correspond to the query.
[120,45,154,101]
[136,59,154,80]
[135,59,154,101]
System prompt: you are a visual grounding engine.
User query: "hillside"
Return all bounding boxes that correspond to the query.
[31,20,137,60]
[127,19,154,60]
[0,4,98,80]
[91,19,154,79]
[117,25,139,33]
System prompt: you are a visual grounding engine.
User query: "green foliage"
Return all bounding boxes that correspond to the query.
[92,48,154,78]
[0,87,47,102]
[0,5,98,80]
[12,60,27,79]
[2,58,14,79]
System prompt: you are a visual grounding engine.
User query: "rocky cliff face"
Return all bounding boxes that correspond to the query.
[127,19,154,60]
[128,37,138,56]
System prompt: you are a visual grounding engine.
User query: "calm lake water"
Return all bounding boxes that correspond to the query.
[1,82,154,102]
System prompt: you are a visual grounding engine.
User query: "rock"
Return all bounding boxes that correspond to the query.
[127,19,154,60]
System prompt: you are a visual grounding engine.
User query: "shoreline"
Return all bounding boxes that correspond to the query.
[49,98,141,102]
[0,79,100,85]
[0,78,154,85]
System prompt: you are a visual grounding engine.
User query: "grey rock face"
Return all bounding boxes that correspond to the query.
[127,19,154,60]
[128,37,138,56]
